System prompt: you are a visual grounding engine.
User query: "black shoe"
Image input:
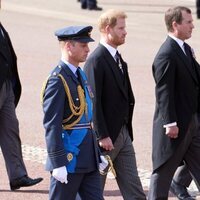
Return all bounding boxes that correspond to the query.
[170,180,195,200]
[81,4,87,9]
[197,9,200,19]
[88,6,102,11]
[10,175,43,190]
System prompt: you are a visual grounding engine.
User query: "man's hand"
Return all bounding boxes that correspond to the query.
[99,137,114,151]
[165,126,179,139]
[52,166,68,184]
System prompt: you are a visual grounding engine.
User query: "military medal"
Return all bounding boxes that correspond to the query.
[86,85,94,98]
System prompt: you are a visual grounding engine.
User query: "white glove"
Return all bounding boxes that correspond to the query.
[99,155,109,171]
[52,166,68,184]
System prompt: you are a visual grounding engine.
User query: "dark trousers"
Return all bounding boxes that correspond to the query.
[0,81,27,182]
[80,0,96,8]
[148,114,200,200]
[101,125,146,200]
[173,164,193,187]
[197,0,200,17]
[197,0,200,8]
[49,170,104,200]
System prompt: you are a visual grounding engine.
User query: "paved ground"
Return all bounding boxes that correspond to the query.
[0,0,200,199]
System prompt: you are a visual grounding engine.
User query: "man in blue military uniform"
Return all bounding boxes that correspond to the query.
[42,26,105,200]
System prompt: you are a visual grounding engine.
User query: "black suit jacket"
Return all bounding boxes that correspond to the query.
[0,23,21,106]
[152,36,200,171]
[84,44,134,146]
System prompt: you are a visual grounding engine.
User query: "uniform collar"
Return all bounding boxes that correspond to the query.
[61,58,78,76]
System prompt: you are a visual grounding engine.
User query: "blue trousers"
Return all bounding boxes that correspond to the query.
[49,170,104,200]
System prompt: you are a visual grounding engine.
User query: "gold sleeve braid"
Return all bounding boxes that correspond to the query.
[41,74,86,129]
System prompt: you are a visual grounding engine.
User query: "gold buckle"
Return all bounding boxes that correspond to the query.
[67,153,73,162]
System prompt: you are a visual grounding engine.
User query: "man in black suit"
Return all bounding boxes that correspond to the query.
[84,9,146,200]
[197,0,200,19]
[0,1,42,190]
[148,6,200,200]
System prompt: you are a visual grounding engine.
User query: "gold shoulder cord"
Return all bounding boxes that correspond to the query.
[40,76,50,104]
[58,74,86,129]
[41,74,86,129]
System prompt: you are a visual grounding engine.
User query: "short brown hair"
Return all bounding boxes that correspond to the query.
[165,6,191,32]
[98,9,127,32]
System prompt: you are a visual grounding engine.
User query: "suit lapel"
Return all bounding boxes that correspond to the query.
[0,24,7,57]
[99,44,128,99]
[169,37,198,84]
[0,23,16,60]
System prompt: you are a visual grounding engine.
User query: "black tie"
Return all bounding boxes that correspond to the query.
[184,43,198,79]
[76,68,84,88]
[115,51,124,75]
[184,43,192,63]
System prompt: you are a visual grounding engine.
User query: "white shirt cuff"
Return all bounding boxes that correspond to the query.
[163,122,177,128]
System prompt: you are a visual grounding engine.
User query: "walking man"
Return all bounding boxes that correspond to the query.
[42,25,104,200]
[0,0,43,190]
[84,9,146,200]
[148,6,200,199]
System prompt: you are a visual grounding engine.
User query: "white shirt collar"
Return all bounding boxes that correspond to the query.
[61,58,77,76]
[168,34,185,53]
[100,39,117,58]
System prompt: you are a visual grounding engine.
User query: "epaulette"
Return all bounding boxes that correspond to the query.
[50,65,62,77]
[40,66,62,104]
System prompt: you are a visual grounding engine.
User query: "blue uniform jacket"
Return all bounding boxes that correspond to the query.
[42,61,99,173]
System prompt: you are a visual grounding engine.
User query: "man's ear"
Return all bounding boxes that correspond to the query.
[172,21,178,32]
[105,25,111,34]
